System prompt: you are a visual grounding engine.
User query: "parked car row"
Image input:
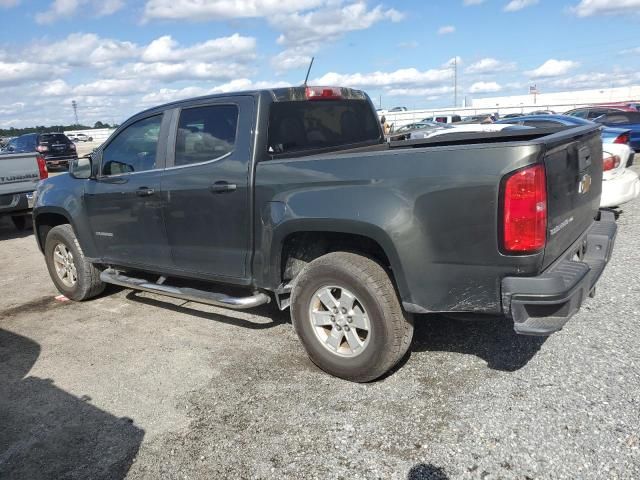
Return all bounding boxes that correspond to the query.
[385,111,639,209]
[0,132,77,170]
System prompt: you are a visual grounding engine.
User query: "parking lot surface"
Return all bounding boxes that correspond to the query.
[1,165,639,480]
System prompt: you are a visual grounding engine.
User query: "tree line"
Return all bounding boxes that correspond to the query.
[0,121,117,138]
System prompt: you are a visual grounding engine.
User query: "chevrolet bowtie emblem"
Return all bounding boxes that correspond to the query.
[578,173,592,194]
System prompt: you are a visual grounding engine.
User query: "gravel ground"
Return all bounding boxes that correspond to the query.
[1,163,639,480]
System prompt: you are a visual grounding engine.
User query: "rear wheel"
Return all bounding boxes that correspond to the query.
[44,224,105,301]
[291,252,413,382]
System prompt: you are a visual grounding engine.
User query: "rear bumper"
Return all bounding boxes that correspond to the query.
[0,191,34,216]
[502,210,617,336]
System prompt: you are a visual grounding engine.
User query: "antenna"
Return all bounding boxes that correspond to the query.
[303,57,315,86]
[71,100,79,125]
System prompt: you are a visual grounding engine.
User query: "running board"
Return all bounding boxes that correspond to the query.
[100,269,270,310]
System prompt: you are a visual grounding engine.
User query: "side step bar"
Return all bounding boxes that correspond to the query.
[100,269,270,310]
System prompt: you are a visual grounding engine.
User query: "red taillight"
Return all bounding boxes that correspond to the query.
[36,154,48,179]
[36,145,49,153]
[502,164,547,253]
[603,154,621,171]
[305,86,342,100]
[614,133,629,144]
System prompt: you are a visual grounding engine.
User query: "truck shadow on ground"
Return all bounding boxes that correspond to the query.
[0,329,144,480]
[0,217,33,241]
[124,289,544,373]
[125,290,290,330]
[407,313,547,372]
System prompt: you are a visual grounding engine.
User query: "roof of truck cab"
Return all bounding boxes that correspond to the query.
[134,86,369,118]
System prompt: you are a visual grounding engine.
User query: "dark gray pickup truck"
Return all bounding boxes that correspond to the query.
[33,86,617,381]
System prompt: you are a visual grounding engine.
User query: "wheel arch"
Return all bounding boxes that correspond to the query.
[269,219,410,303]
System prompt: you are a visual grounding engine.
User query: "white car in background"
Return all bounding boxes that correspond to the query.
[67,133,93,142]
[601,144,640,208]
[409,123,526,139]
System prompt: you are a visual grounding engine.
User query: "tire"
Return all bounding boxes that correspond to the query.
[11,215,27,231]
[88,137,93,142]
[44,224,105,301]
[290,252,413,382]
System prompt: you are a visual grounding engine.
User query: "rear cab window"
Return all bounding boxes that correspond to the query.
[267,88,382,156]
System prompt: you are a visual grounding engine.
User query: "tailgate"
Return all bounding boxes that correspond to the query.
[0,153,40,196]
[542,125,602,269]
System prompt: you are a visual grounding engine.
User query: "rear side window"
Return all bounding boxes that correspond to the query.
[568,109,588,118]
[267,100,381,155]
[175,104,238,166]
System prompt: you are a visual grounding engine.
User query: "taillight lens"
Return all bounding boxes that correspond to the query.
[36,154,48,179]
[36,145,49,153]
[603,154,621,171]
[613,133,629,144]
[305,86,342,100]
[502,164,547,253]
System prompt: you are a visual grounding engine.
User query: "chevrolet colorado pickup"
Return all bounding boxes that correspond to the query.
[33,86,617,381]
[1,152,48,229]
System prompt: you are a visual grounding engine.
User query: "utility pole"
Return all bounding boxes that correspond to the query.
[453,57,458,108]
[71,100,79,125]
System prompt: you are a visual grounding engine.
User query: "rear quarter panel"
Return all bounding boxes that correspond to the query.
[254,142,547,314]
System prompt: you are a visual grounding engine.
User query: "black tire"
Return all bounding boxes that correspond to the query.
[291,252,413,382]
[11,215,27,231]
[44,224,105,301]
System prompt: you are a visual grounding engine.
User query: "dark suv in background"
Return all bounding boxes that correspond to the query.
[3,133,77,170]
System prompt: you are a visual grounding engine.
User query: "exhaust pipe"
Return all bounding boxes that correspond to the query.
[100,269,270,310]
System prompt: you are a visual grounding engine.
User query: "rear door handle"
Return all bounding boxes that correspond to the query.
[136,187,155,197]
[209,181,237,194]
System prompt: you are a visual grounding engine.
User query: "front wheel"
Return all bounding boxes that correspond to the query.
[44,224,105,301]
[291,252,414,382]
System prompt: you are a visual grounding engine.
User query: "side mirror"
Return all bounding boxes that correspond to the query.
[70,155,93,179]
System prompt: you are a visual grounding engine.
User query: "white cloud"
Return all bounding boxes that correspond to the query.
[35,0,124,24]
[271,48,313,72]
[0,0,20,7]
[465,58,516,74]
[620,46,640,55]
[41,79,72,96]
[469,81,502,93]
[140,79,291,105]
[550,70,640,89]
[437,25,455,35]
[526,59,579,78]
[313,67,452,88]
[112,61,253,82]
[397,41,418,49]
[0,61,65,85]
[271,2,402,71]
[273,2,403,47]
[141,34,256,63]
[386,86,453,97]
[28,33,139,66]
[143,0,326,21]
[73,79,150,96]
[571,0,640,17]
[504,0,538,12]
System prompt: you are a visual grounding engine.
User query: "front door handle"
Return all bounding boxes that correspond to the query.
[209,181,237,194]
[136,187,155,197]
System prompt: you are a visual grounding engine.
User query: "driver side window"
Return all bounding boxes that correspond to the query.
[102,115,163,176]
